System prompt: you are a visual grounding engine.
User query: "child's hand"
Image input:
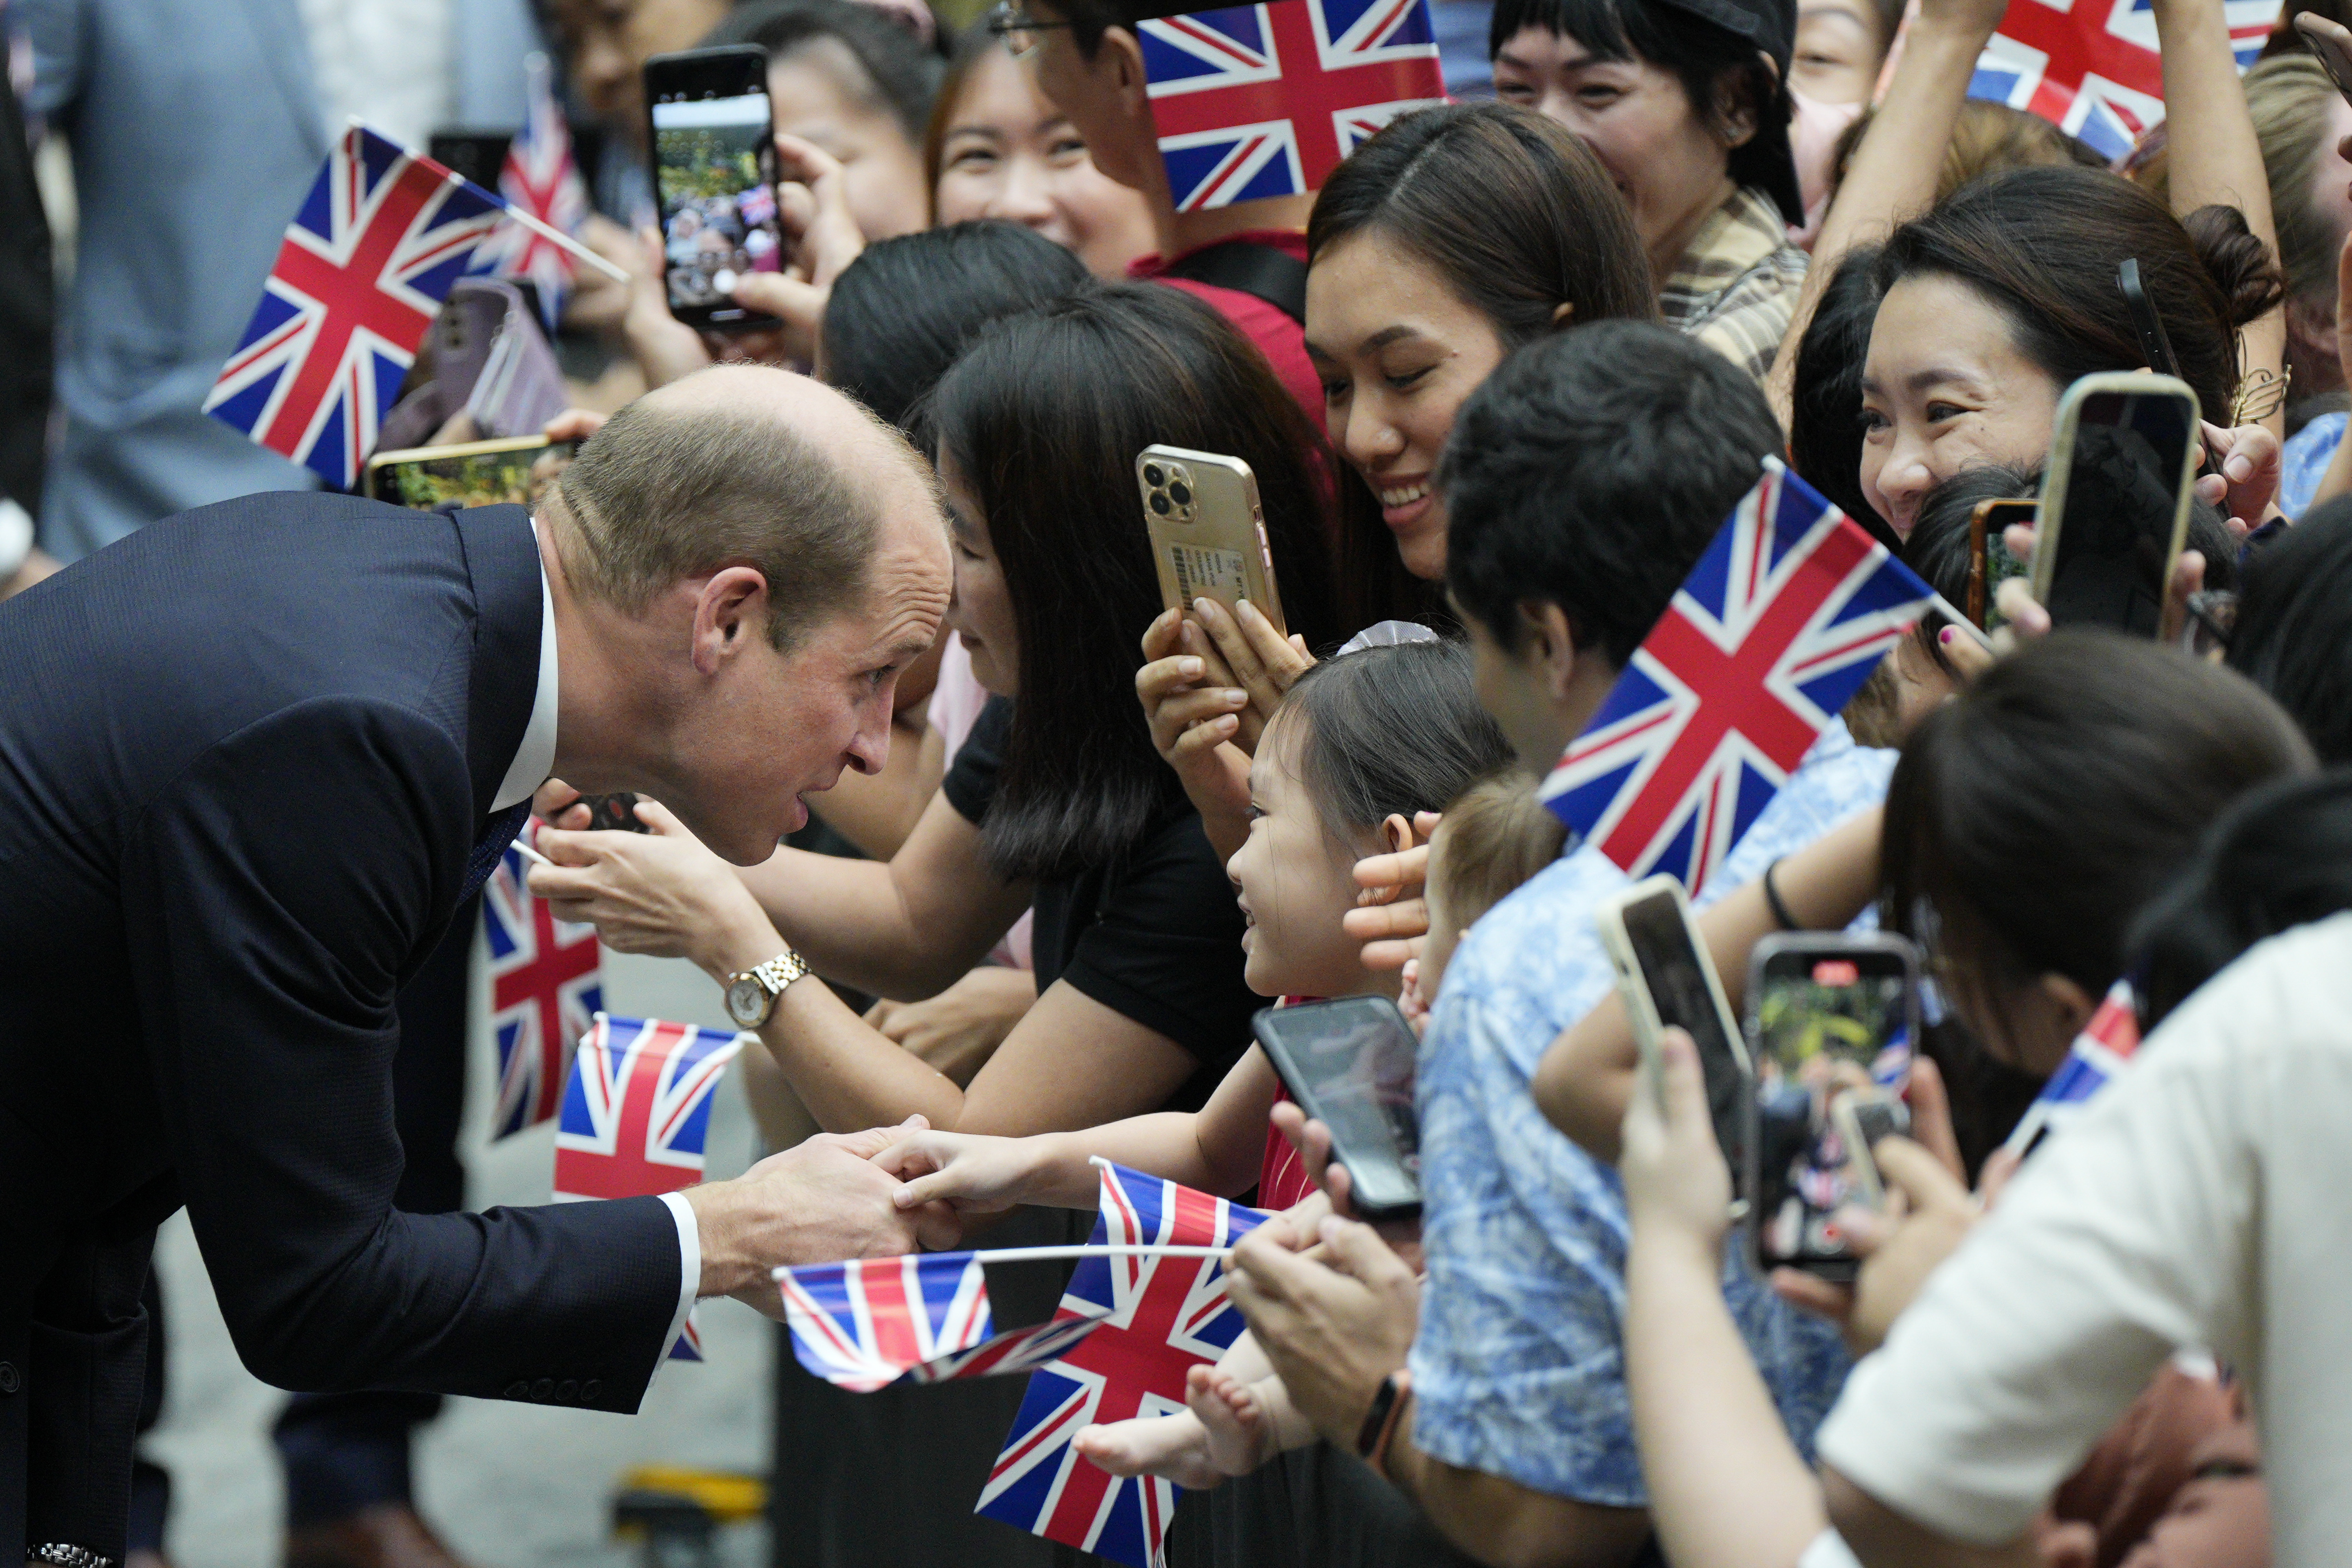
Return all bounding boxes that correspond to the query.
[1618,1028,1733,1252]
[870,1129,1048,1215]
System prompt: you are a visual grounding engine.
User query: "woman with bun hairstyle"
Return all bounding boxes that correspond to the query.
[1857,166,2286,539]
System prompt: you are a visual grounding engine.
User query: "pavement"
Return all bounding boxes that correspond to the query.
[142,947,776,1568]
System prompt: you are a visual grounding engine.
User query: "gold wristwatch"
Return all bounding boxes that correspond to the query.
[723,948,810,1028]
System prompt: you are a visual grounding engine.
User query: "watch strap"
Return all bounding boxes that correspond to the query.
[1355,1368,1411,1464]
[749,948,809,994]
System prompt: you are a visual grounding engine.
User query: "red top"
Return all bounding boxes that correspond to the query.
[1254,995,1322,1212]
[1132,231,1326,438]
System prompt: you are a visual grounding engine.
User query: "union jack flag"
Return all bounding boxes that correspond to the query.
[1141,0,1445,212]
[1542,459,1932,892]
[203,124,507,489]
[780,1252,1115,1392]
[482,818,601,1141]
[1967,0,2280,163]
[553,1014,746,1203]
[2002,980,2143,1156]
[471,53,590,330]
[977,1165,1268,1568]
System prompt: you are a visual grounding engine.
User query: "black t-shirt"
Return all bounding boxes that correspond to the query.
[941,697,1258,1112]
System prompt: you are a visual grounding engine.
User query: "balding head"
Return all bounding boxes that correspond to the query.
[549,363,939,651]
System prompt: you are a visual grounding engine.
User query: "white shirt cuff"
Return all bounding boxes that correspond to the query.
[657,1190,702,1361]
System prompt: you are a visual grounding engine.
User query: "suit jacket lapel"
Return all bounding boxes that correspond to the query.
[453,505,546,821]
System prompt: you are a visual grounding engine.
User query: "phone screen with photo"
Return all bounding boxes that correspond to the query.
[1749,942,1917,1271]
[2045,390,2195,635]
[649,82,783,320]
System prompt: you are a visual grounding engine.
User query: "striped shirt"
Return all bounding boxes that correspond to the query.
[1658,185,1810,386]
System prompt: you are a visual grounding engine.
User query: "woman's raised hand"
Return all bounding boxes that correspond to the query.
[1137,608,1256,856]
[1183,597,1314,751]
[528,796,777,978]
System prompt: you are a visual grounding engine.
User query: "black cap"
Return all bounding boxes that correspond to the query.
[1649,0,1804,224]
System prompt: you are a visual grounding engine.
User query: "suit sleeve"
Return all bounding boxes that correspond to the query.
[119,697,683,1411]
[20,0,90,118]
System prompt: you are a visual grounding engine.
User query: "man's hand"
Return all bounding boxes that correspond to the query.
[687,1117,961,1315]
[1225,1213,1419,1447]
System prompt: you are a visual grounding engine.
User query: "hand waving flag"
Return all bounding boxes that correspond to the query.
[1967,0,2279,162]
[1542,458,1932,892]
[1141,0,1445,211]
[779,1252,1117,1391]
[204,124,506,489]
[977,1165,1269,1568]
[482,818,601,1141]
[554,1014,748,1362]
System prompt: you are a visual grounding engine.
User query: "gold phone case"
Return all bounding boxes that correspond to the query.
[364,435,566,510]
[1136,444,1287,638]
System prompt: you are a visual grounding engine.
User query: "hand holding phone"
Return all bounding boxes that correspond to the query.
[1596,876,1753,1212]
[1742,933,1921,1279]
[1137,446,1287,640]
[1251,997,1421,1220]
[1966,498,2037,632]
[645,46,785,333]
[2297,10,2352,105]
[2031,373,2201,637]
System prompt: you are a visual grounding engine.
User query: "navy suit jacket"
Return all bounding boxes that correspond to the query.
[0,493,682,1556]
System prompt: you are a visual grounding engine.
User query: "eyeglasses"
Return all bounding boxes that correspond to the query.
[984,0,1074,57]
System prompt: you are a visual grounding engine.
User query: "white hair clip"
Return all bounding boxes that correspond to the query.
[1333,620,1442,656]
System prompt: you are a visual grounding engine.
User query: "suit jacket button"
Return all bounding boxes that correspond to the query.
[556,1380,579,1402]
[580,1379,601,1400]
[531,1378,555,1400]
[503,1381,529,1399]
[0,1362,19,1395]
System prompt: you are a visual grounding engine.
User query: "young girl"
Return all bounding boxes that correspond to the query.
[875,638,1510,1471]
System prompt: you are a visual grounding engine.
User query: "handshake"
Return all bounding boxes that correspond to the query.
[679,1116,962,1316]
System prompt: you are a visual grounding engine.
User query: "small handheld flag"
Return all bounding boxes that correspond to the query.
[779,1252,1118,1392]
[2002,980,2143,1157]
[1141,0,1446,212]
[977,1164,1269,1568]
[203,124,507,489]
[481,818,601,1141]
[553,1014,746,1203]
[1966,0,2278,162]
[475,54,591,329]
[1542,458,1933,892]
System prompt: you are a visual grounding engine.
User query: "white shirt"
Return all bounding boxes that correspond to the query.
[297,0,455,151]
[503,514,702,1362]
[1816,912,2352,1564]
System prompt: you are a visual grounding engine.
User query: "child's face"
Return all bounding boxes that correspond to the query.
[1227,724,1381,1000]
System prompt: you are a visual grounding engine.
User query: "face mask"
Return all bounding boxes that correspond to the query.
[1786,88,1866,248]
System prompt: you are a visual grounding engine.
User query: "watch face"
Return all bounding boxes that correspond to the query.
[726,976,767,1026]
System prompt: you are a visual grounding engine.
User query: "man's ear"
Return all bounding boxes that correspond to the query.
[1100,26,1153,116]
[692,566,771,675]
[1516,600,1580,703]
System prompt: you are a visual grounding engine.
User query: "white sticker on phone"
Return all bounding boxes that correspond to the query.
[1170,542,1248,605]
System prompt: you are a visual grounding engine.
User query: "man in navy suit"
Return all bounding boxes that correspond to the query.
[0,364,959,1567]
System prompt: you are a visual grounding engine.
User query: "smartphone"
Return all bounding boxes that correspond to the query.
[580,792,651,833]
[1249,997,1421,1220]
[1966,497,2037,632]
[1742,933,1921,1278]
[2297,11,2352,105]
[364,436,576,510]
[1595,875,1753,1211]
[1136,445,1287,639]
[2119,259,2215,479]
[644,46,784,332]
[2031,372,2200,637]
[1829,1091,1910,1212]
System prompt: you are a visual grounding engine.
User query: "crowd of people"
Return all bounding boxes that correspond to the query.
[12,0,2352,1564]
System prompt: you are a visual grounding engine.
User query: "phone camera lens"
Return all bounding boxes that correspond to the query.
[1168,481,1192,508]
[1143,463,1165,487]
[1149,491,1172,516]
